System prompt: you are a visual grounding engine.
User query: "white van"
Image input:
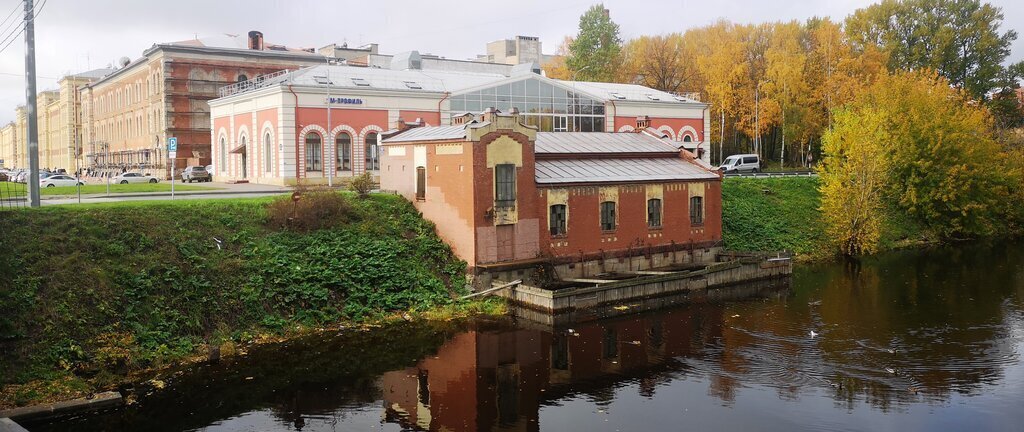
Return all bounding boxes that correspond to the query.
[719,154,761,173]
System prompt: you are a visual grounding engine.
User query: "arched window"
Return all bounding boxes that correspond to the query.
[647,198,662,228]
[549,204,567,236]
[690,196,704,226]
[364,132,379,171]
[305,132,322,172]
[336,133,352,171]
[264,132,273,173]
[219,136,226,169]
[683,135,693,142]
[237,74,248,83]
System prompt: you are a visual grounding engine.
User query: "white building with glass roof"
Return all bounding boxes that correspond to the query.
[208,51,709,185]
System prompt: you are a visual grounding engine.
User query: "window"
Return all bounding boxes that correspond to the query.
[264,132,273,172]
[364,132,379,170]
[237,74,248,83]
[690,196,704,226]
[600,201,616,231]
[683,135,693,142]
[415,166,426,200]
[219,136,226,169]
[648,198,662,228]
[549,204,567,236]
[336,133,351,171]
[494,164,516,208]
[305,132,322,171]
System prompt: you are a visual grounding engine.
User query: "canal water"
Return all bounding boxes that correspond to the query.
[34,242,1024,431]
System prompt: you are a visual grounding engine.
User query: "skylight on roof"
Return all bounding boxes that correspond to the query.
[609,92,626,100]
[403,81,422,89]
[645,94,661,101]
[351,78,371,87]
[313,76,332,85]
[673,95,689,102]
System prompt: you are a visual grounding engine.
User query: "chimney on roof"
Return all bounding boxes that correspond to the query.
[397,118,425,132]
[482,107,500,122]
[248,31,264,50]
[636,115,650,130]
[452,113,475,125]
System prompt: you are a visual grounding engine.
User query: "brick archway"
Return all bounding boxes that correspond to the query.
[297,124,328,177]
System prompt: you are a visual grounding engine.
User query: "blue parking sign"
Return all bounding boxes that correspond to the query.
[167,137,178,152]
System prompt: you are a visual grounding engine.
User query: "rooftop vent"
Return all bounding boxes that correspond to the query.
[609,92,626,100]
[403,81,422,89]
[351,77,371,87]
[313,75,332,85]
[511,62,542,76]
[645,94,661,101]
[391,51,422,70]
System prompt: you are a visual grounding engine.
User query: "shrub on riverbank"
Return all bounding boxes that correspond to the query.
[0,193,467,405]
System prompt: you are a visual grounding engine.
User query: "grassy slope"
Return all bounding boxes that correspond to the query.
[721,176,928,257]
[0,193,467,406]
[722,177,826,256]
[1,182,217,196]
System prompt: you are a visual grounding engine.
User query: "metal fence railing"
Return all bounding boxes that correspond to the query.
[0,175,28,210]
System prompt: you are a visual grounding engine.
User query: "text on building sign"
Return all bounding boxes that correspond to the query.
[328,97,363,105]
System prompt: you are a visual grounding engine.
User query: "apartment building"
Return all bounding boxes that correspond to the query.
[80,31,324,177]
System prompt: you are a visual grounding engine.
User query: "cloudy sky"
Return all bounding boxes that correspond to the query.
[0,0,1022,124]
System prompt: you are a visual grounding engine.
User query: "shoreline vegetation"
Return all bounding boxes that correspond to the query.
[0,178,1016,410]
[0,192,498,409]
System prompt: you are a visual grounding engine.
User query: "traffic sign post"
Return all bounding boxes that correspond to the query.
[168,137,177,199]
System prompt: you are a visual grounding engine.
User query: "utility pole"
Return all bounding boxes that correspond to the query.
[24,0,39,207]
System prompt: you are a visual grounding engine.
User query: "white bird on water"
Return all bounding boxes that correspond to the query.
[809,330,818,338]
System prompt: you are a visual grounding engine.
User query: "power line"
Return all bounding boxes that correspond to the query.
[0,0,46,55]
[0,2,22,38]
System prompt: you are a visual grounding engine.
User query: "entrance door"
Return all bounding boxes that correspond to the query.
[496,224,514,262]
[415,166,426,200]
[241,153,247,179]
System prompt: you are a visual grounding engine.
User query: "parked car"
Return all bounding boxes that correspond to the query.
[110,172,159,184]
[205,165,213,181]
[14,171,27,183]
[181,166,211,183]
[719,154,761,173]
[0,171,8,182]
[40,175,85,188]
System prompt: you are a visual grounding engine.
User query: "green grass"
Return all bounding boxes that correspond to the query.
[722,177,826,256]
[721,176,929,257]
[1,182,218,197]
[0,193,468,407]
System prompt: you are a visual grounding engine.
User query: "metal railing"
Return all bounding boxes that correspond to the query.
[217,69,292,98]
[723,170,817,178]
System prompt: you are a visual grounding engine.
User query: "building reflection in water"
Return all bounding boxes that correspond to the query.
[381,303,726,432]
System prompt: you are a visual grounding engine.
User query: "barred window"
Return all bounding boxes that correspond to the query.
[549,204,567,236]
[600,201,616,231]
[495,164,516,208]
[690,196,704,226]
[648,198,662,228]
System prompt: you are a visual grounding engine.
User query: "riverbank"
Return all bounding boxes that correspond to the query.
[0,193,495,409]
[721,177,933,260]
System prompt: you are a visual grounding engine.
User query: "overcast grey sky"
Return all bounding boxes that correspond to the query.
[0,0,1022,124]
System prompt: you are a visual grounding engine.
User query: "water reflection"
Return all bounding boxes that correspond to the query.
[34,242,1024,431]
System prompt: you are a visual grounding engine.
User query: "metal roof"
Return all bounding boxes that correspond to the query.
[555,80,702,104]
[535,132,680,154]
[221,64,509,98]
[382,125,469,143]
[535,158,719,185]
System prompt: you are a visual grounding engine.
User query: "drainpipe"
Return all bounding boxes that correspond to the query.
[288,84,300,182]
[437,92,450,123]
[607,100,617,132]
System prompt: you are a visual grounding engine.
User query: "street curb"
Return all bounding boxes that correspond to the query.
[40,189,290,200]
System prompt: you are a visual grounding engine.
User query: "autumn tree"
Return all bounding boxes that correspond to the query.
[543,36,574,80]
[822,70,1021,247]
[819,107,890,255]
[618,34,700,93]
[845,0,1020,98]
[566,4,622,82]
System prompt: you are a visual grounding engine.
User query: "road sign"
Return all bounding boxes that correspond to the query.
[168,137,178,158]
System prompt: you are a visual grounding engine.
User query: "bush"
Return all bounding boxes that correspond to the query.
[349,172,374,198]
[266,188,353,232]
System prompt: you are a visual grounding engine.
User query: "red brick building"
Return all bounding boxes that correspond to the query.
[380,110,722,284]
